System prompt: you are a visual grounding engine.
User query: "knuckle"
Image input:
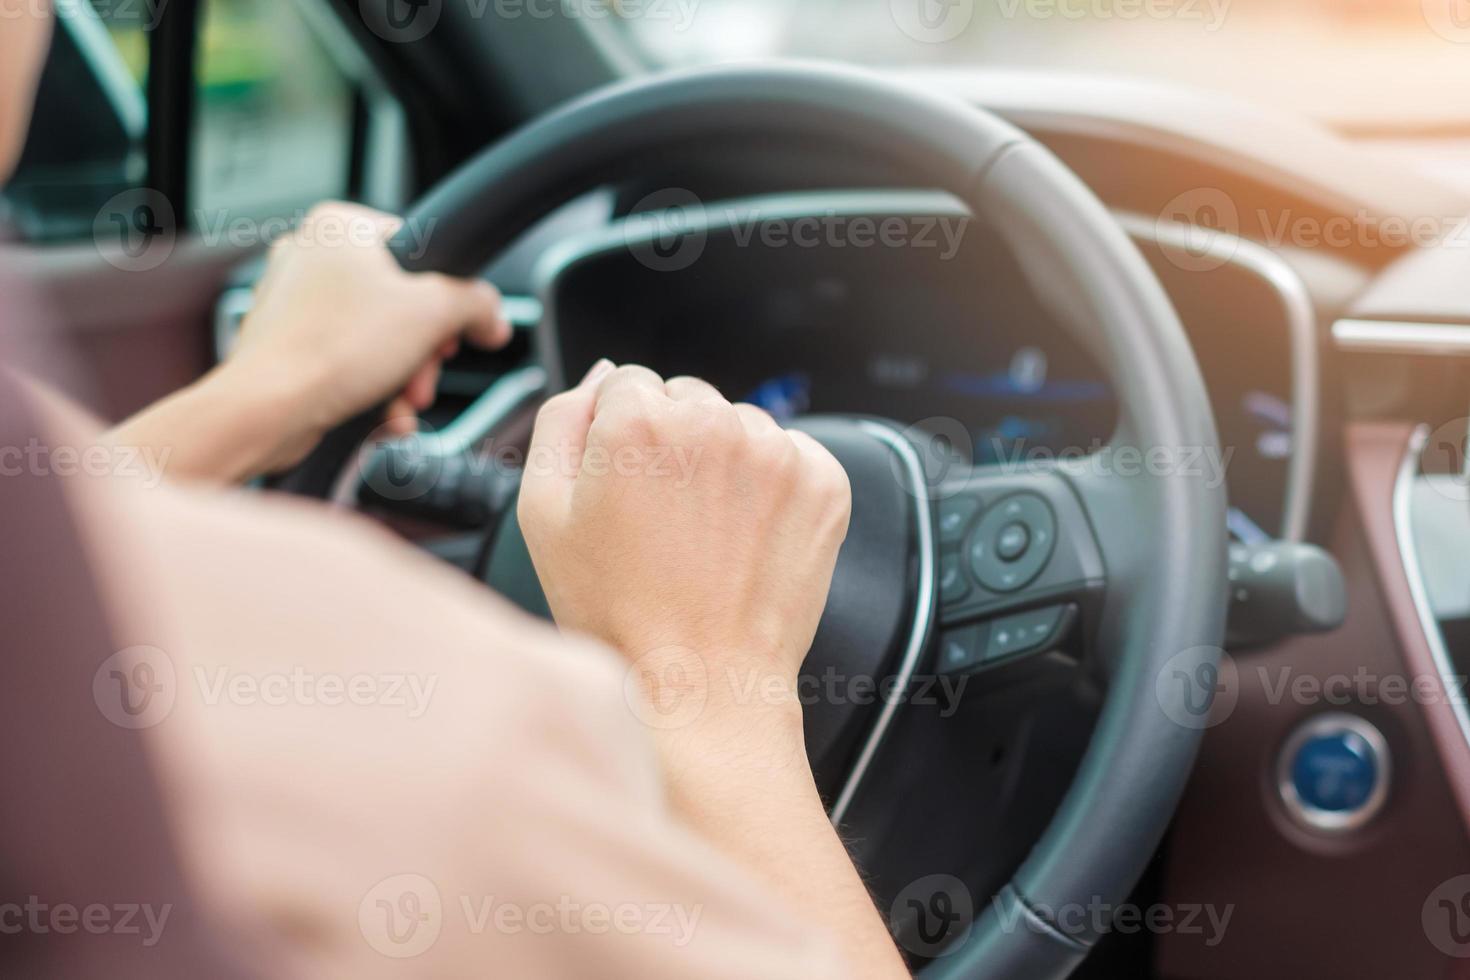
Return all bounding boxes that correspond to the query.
[742,424,792,467]
[675,399,739,446]
[596,396,662,445]
[806,446,852,502]
[605,364,664,393]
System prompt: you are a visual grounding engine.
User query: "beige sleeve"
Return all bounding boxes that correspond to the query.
[62,437,848,977]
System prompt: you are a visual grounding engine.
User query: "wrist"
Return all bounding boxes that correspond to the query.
[653,701,821,827]
[194,357,320,479]
[636,658,812,790]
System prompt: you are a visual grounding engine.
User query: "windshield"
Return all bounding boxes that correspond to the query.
[611,0,1470,132]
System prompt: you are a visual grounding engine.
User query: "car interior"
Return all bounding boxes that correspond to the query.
[8,1,1470,976]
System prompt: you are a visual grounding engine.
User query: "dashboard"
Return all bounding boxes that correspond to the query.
[539,192,1313,541]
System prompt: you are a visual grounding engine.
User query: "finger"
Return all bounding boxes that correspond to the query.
[594,364,669,419]
[383,397,418,437]
[786,428,833,462]
[665,375,728,405]
[523,359,616,508]
[440,277,510,350]
[404,359,441,412]
[733,401,781,437]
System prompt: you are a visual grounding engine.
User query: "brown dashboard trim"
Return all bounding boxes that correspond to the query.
[1155,421,1470,980]
[1353,422,1470,827]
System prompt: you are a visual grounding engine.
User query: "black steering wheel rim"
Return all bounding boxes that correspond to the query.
[298,62,1228,978]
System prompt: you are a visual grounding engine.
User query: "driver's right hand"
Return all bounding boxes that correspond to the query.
[517,361,852,733]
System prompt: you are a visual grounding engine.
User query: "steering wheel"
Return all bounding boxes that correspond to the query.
[284,63,1227,978]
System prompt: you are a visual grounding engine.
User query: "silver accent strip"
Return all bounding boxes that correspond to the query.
[421,364,547,458]
[1275,712,1392,833]
[1393,425,1470,750]
[1333,319,1470,357]
[1115,212,1320,543]
[829,421,937,824]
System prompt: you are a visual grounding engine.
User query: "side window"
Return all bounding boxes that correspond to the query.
[2,3,149,241]
[191,0,409,231]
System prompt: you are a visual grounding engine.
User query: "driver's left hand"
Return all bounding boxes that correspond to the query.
[228,201,511,471]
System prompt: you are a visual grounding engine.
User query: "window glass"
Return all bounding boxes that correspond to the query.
[191,0,357,226]
[3,2,149,240]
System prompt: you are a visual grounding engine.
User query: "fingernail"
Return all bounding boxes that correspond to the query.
[580,358,614,387]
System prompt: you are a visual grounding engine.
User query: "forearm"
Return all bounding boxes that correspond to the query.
[655,704,911,980]
[103,362,308,485]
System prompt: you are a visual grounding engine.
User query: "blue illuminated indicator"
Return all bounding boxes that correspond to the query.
[1291,730,1377,813]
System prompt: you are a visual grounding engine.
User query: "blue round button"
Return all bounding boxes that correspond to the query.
[1290,729,1378,814]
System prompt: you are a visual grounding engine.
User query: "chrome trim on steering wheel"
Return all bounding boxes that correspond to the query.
[829,420,937,825]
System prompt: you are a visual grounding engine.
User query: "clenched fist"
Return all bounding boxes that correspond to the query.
[517,361,852,725]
